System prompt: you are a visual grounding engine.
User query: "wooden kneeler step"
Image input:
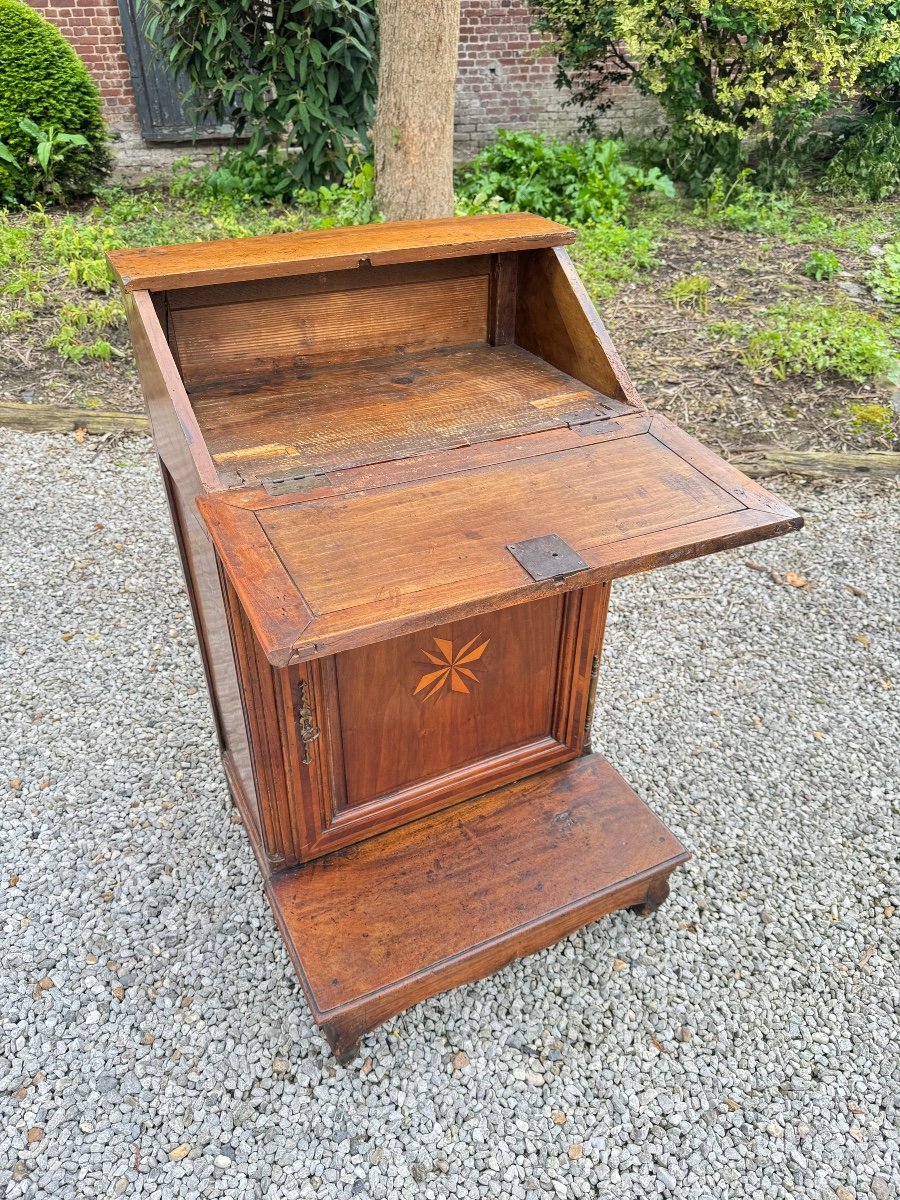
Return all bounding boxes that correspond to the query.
[266,753,689,1060]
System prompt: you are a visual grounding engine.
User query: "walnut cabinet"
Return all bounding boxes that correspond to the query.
[110,214,801,1060]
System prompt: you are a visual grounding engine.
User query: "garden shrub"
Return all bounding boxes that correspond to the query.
[818,110,900,201]
[868,239,900,305]
[143,0,376,193]
[526,0,900,193]
[803,250,840,282]
[455,131,673,223]
[0,0,111,203]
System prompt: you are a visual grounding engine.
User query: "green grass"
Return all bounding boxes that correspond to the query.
[666,273,712,312]
[739,300,899,383]
[569,216,662,299]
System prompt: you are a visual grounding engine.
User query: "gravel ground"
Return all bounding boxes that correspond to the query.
[1,429,898,1200]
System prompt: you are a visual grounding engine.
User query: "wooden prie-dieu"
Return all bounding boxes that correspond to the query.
[109,214,801,1060]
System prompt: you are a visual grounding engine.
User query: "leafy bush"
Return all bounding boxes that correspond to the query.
[143,0,376,192]
[205,149,379,222]
[455,131,673,223]
[741,300,898,383]
[0,0,111,203]
[527,0,900,192]
[819,111,900,200]
[803,250,841,282]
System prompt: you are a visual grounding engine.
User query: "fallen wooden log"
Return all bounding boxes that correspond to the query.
[734,448,900,481]
[0,401,149,435]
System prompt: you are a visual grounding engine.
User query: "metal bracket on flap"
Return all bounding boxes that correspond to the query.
[506,534,590,582]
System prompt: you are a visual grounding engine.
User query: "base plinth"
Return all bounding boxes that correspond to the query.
[263,753,689,1059]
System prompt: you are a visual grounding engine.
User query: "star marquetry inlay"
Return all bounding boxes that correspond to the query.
[413,635,490,700]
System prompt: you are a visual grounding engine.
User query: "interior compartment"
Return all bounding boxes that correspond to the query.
[157,249,640,490]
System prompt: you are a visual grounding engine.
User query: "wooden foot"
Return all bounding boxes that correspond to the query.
[630,873,671,917]
[321,1022,363,1064]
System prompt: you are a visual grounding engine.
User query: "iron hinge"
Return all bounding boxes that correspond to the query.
[262,470,330,497]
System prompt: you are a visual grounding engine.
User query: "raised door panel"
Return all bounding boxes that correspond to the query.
[292,584,609,858]
[334,594,564,810]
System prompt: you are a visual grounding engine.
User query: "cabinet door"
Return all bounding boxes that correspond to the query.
[306,585,607,856]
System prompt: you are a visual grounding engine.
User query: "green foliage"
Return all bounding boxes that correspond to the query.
[569,218,661,298]
[526,0,900,192]
[666,274,712,312]
[0,263,46,305]
[303,160,379,227]
[741,299,899,382]
[0,303,32,333]
[695,171,798,234]
[142,0,376,192]
[848,400,895,434]
[803,250,841,281]
[46,298,124,362]
[819,111,900,200]
[868,239,900,303]
[708,318,749,339]
[205,148,302,204]
[0,161,385,372]
[0,0,111,203]
[455,131,674,223]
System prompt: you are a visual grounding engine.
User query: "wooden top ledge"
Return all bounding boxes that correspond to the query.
[107,213,576,293]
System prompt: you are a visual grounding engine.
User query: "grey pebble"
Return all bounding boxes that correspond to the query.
[0,429,897,1200]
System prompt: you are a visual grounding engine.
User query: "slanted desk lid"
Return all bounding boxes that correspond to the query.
[198,414,801,667]
[107,213,574,293]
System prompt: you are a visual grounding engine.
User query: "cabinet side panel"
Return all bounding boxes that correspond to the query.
[515,248,643,407]
[221,579,329,870]
[162,470,258,830]
[125,290,259,835]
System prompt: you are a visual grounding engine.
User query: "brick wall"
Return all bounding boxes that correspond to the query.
[27,1,139,133]
[456,0,577,155]
[25,0,656,176]
[455,0,657,157]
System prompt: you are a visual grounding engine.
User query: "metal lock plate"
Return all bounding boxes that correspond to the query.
[506,534,590,582]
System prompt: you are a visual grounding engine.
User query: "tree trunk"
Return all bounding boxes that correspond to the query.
[375,0,461,221]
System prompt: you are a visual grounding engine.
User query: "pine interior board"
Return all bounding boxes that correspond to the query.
[266,751,689,1029]
[198,416,802,664]
[173,272,492,393]
[108,212,575,292]
[189,344,626,485]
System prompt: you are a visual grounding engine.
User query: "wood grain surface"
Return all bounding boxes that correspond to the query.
[108,213,575,292]
[174,272,490,392]
[267,751,689,1055]
[198,417,802,665]
[191,344,621,485]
